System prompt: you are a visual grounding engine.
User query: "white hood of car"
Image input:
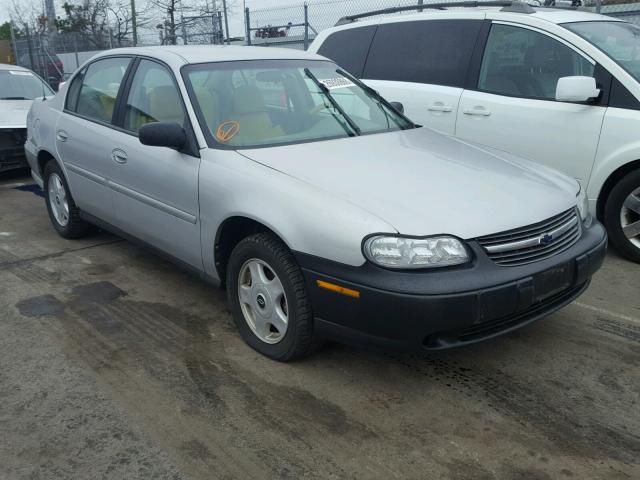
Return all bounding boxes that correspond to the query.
[0,100,33,128]
[240,128,578,239]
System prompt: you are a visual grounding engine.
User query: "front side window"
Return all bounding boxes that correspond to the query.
[183,59,413,149]
[564,21,640,84]
[0,69,53,100]
[124,59,186,133]
[363,20,483,87]
[75,57,131,123]
[478,24,594,100]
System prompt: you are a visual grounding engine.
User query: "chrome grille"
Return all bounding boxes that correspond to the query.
[477,209,581,266]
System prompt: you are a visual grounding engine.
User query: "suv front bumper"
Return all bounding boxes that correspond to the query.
[295,220,607,352]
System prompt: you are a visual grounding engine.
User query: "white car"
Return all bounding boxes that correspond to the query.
[25,46,605,360]
[310,1,640,262]
[0,63,54,173]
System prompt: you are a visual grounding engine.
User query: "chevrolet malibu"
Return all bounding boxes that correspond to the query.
[25,46,607,360]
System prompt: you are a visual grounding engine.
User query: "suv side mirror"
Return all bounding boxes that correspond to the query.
[139,122,187,150]
[389,101,404,114]
[555,76,600,103]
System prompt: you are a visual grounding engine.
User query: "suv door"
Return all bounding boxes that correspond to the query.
[456,23,607,184]
[56,56,132,223]
[360,18,484,135]
[108,58,202,268]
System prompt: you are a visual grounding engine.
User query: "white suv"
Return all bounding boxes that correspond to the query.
[310,2,640,262]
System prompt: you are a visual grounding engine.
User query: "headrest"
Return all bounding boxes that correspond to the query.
[232,85,266,115]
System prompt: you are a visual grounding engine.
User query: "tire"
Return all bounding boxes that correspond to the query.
[226,232,319,361]
[43,160,91,239]
[603,169,640,263]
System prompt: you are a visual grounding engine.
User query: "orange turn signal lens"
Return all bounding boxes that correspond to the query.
[316,280,360,299]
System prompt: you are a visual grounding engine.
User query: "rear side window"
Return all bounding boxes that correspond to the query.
[75,57,131,124]
[363,20,483,87]
[317,26,377,78]
[65,69,85,112]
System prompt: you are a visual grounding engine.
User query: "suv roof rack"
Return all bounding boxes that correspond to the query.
[335,1,538,26]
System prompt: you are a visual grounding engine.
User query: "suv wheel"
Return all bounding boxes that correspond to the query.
[604,170,640,263]
[226,232,318,361]
[44,161,91,239]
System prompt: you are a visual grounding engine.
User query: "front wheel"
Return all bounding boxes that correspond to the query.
[226,232,318,361]
[604,170,640,263]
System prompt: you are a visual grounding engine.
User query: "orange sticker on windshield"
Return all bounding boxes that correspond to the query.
[216,121,240,143]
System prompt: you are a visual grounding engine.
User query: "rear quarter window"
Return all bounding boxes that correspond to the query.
[316,25,377,78]
[363,19,483,87]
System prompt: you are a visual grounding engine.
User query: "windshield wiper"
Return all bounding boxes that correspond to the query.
[336,68,416,130]
[304,68,361,136]
[1,96,30,100]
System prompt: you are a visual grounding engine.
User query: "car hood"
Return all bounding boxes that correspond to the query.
[239,128,578,239]
[0,100,33,128]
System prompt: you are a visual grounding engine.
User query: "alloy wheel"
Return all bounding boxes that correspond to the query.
[237,258,289,344]
[48,173,69,227]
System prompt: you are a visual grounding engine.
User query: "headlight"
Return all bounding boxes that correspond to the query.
[576,182,590,222]
[363,235,470,269]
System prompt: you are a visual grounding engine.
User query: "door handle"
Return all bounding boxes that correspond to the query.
[56,130,68,142]
[463,107,491,117]
[111,149,128,164]
[427,103,453,113]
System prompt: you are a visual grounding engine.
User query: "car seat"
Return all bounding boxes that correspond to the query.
[227,85,284,144]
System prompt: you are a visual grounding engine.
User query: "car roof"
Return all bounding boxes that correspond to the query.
[0,63,31,72]
[335,6,621,29]
[91,45,327,68]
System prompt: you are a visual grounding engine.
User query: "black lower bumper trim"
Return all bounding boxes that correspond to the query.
[296,221,607,352]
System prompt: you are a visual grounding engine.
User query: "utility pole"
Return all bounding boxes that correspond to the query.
[131,0,138,46]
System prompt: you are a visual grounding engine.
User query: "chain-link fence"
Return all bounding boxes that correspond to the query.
[9,0,640,88]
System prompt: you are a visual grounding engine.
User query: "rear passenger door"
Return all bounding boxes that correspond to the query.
[456,23,607,183]
[361,17,484,135]
[56,56,132,223]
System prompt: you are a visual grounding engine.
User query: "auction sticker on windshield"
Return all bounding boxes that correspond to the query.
[320,77,355,90]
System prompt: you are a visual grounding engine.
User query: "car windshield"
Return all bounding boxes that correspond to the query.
[183,59,414,149]
[0,69,53,100]
[564,21,640,82]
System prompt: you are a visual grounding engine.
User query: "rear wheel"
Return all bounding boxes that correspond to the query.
[44,161,91,239]
[226,232,319,361]
[604,170,640,263]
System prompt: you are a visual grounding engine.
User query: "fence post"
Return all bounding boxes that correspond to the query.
[418,0,424,12]
[73,34,79,70]
[9,22,19,65]
[245,7,251,46]
[304,2,309,50]
[217,12,223,44]
[222,0,230,44]
[595,0,601,14]
[25,25,35,71]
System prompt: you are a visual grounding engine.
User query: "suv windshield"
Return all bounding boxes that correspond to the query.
[0,69,53,100]
[183,59,414,148]
[564,21,640,82]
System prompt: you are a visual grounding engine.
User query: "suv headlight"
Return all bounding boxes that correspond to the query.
[363,235,470,269]
[576,182,590,222]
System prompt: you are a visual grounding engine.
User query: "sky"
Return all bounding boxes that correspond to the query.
[0,0,306,37]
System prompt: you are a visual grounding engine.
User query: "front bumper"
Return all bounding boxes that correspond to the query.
[0,128,28,173]
[295,220,607,352]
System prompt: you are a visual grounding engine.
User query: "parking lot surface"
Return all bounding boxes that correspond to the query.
[1,170,639,480]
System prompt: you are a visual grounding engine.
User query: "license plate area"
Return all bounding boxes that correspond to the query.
[534,264,572,302]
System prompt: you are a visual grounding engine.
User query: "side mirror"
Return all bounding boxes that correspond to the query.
[139,122,187,150]
[389,101,404,114]
[555,76,600,103]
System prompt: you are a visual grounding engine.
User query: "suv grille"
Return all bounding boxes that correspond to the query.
[477,208,581,266]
